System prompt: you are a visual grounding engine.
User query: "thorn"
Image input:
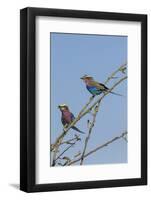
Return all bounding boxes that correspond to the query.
[62,156,71,161]
[58,162,64,166]
[66,142,75,145]
[74,151,81,158]
[111,76,119,79]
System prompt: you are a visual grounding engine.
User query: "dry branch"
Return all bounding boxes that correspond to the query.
[104,63,127,84]
[80,104,100,165]
[51,63,127,166]
[78,76,127,120]
[67,132,127,165]
[55,142,75,162]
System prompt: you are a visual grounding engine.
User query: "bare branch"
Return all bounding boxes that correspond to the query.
[60,135,81,145]
[104,63,127,84]
[79,63,127,165]
[55,142,75,163]
[51,63,127,166]
[52,76,127,165]
[68,132,127,165]
[78,96,95,117]
[80,104,100,165]
[79,76,127,120]
[51,97,95,152]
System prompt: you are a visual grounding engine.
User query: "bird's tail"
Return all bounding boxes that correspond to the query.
[72,126,85,134]
[108,90,123,97]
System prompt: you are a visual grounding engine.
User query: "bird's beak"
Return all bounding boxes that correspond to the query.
[58,105,66,110]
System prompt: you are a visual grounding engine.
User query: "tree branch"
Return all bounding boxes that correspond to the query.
[68,132,127,165]
[79,76,127,120]
[60,135,81,145]
[51,63,127,166]
[80,104,100,165]
[79,63,127,165]
[54,142,75,163]
[104,63,127,85]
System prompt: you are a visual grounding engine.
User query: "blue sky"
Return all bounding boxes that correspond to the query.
[50,32,127,166]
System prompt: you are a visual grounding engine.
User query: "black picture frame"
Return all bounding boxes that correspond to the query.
[20,7,147,192]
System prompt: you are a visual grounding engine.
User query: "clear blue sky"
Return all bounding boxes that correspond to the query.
[50,32,127,166]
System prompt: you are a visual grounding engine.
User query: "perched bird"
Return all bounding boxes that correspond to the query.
[58,104,85,134]
[80,75,122,97]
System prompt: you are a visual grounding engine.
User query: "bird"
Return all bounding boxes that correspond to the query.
[58,104,85,134]
[80,75,123,97]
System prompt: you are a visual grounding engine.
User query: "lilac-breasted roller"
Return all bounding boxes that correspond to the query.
[80,75,122,97]
[58,104,85,134]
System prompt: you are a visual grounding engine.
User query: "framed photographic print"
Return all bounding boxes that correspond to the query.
[20,7,147,192]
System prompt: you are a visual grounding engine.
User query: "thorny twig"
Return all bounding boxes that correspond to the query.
[67,132,127,165]
[54,134,81,163]
[60,135,81,145]
[52,75,127,165]
[104,63,127,85]
[79,63,127,164]
[51,63,127,166]
[80,104,100,165]
[54,142,76,163]
[77,76,127,121]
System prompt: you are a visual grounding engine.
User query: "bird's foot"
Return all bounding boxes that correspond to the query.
[90,95,95,100]
[63,124,68,129]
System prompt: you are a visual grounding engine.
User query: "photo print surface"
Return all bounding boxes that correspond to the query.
[50,33,127,167]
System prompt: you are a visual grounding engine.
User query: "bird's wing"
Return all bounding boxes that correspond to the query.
[99,82,109,90]
[90,80,108,91]
[61,117,66,126]
[62,112,74,124]
[71,113,75,121]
